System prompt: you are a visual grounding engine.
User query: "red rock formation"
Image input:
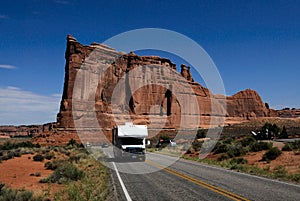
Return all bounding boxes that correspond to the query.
[0,123,55,137]
[277,108,300,118]
[227,89,270,119]
[56,35,277,140]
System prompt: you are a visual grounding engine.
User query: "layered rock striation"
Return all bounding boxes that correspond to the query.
[56,35,276,138]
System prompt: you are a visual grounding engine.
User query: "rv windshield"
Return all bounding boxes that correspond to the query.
[120,137,143,145]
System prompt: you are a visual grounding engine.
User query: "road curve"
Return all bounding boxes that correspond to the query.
[104,150,300,201]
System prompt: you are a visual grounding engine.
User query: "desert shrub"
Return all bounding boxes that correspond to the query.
[213,143,228,154]
[1,155,9,161]
[0,151,3,157]
[200,140,217,154]
[223,137,235,144]
[185,146,195,154]
[44,160,65,170]
[288,173,300,182]
[69,153,87,163]
[44,152,54,160]
[217,154,229,161]
[0,187,40,201]
[288,140,300,150]
[239,136,256,147]
[13,151,22,157]
[196,129,206,139]
[273,165,287,178]
[35,172,41,177]
[0,183,4,191]
[67,138,79,147]
[278,126,288,139]
[33,154,44,162]
[6,151,14,160]
[227,143,247,158]
[42,162,84,184]
[44,161,53,170]
[191,140,202,152]
[282,143,293,151]
[262,147,282,161]
[230,157,248,165]
[0,141,40,150]
[250,141,272,152]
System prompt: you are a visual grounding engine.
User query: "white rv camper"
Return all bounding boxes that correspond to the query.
[112,122,148,161]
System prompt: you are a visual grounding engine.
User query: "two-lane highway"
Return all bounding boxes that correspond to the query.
[101,148,300,201]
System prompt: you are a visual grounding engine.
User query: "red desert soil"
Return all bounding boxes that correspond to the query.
[0,154,61,196]
[244,151,300,173]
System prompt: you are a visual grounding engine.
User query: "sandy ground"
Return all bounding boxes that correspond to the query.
[0,154,61,197]
[244,151,300,173]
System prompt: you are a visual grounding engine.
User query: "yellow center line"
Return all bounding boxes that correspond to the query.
[146,160,250,201]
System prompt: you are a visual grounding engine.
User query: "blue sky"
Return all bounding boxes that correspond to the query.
[0,0,299,125]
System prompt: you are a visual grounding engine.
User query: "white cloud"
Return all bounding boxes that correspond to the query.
[0,64,17,69]
[0,86,61,125]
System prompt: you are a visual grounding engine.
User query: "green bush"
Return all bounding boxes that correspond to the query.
[13,151,22,157]
[273,165,287,178]
[0,141,40,150]
[185,146,195,154]
[227,143,247,158]
[196,129,206,139]
[250,141,272,152]
[288,173,300,182]
[0,186,43,201]
[213,143,228,154]
[217,154,229,161]
[282,143,293,151]
[69,153,87,163]
[230,157,248,165]
[239,136,256,147]
[262,147,282,161]
[33,154,44,162]
[44,160,65,170]
[223,137,234,144]
[191,140,202,152]
[44,153,54,160]
[42,162,84,184]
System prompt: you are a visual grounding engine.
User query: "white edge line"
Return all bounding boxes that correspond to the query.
[107,151,132,201]
[112,162,132,201]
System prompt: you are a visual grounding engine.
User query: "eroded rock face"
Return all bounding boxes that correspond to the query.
[277,108,300,118]
[56,35,276,138]
[227,89,270,119]
[0,123,55,137]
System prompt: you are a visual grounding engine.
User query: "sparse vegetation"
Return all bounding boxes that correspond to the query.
[33,154,44,162]
[262,147,282,161]
[40,161,84,184]
[250,141,272,152]
[0,183,44,201]
[0,141,111,200]
[0,140,40,150]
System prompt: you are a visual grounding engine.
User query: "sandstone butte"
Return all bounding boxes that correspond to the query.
[51,34,278,143]
[1,35,286,144]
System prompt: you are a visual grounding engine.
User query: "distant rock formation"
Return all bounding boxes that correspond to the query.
[277,108,300,118]
[56,35,277,139]
[226,89,277,119]
[0,123,54,137]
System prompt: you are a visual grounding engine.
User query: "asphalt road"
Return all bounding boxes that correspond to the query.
[101,148,300,201]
